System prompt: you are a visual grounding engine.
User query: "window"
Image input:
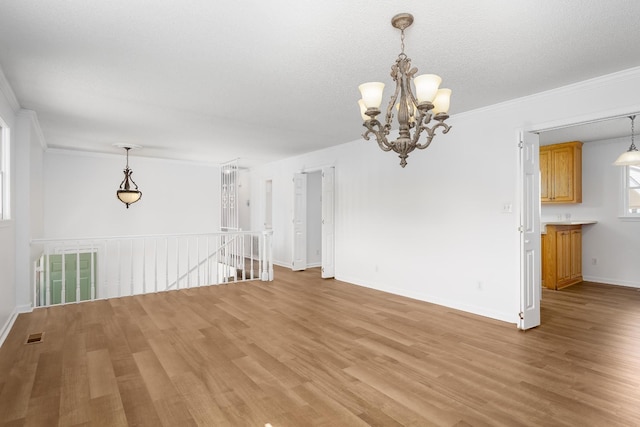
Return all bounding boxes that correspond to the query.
[0,118,9,221]
[621,165,640,219]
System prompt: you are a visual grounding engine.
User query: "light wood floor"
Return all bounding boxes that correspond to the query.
[1,267,640,426]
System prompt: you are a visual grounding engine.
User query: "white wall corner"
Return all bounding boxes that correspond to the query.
[17,109,47,150]
[0,65,20,113]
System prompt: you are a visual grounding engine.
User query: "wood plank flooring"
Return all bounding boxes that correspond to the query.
[1,268,640,426]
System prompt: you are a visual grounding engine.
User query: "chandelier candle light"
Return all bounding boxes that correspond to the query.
[116,145,142,208]
[358,13,452,167]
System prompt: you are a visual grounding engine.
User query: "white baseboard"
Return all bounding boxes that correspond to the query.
[0,304,32,349]
[582,275,640,289]
[273,260,292,269]
[337,274,517,325]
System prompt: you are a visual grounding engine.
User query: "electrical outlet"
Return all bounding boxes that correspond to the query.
[591,258,597,265]
[477,281,483,290]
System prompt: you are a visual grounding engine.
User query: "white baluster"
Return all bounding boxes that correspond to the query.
[154,238,158,293]
[197,236,201,287]
[165,237,169,290]
[206,236,210,285]
[143,238,147,294]
[176,237,180,289]
[45,248,51,306]
[186,237,191,288]
[130,240,134,295]
[103,240,109,298]
[117,240,122,297]
[90,242,95,300]
[76,242,81,302]
[61,246,66,304]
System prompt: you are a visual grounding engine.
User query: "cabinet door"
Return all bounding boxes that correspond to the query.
[570,229,582,279]
[540,149,551,202]
[551,146,575,202]
[556,230,571,285]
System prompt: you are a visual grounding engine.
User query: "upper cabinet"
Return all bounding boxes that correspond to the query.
[540,141,583,204]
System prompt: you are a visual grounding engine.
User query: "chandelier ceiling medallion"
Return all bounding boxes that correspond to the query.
[358,13,452,168]
[613,115,640,166]
[115,144,142,208]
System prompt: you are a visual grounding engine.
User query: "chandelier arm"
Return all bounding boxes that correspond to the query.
[414,121,452,150]
[363,120,394,152]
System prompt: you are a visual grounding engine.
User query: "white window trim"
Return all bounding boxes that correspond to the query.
[619,164,640,221]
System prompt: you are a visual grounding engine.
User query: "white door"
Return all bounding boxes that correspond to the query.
[321,167,335,278]
[520,131,541,330]
[292,173,307,271]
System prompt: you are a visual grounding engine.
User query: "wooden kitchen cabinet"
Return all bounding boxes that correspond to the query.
[540,141,582,204]
[541,224,582,290]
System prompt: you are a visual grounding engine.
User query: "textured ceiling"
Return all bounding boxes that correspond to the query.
[1,1,640,166]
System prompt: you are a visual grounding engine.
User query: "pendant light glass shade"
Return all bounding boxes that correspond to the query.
[614,115,640,166]
[117,188,142,205]
[358,82,385,109]
[413,74,442,104]
[613,150,640,166]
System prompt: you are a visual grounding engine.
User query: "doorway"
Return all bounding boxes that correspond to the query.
[292,167,335,278]
[519,109,640,330]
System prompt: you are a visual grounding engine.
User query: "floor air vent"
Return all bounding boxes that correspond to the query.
[26,332,44,344]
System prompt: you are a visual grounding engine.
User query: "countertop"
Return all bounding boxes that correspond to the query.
[541,220,597,234]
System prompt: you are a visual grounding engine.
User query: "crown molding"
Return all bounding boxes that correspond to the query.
[453,65,640,120]
[45,147,221,167]
[0,65,20,113]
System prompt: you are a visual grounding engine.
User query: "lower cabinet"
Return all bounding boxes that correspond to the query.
[541,225,582,290]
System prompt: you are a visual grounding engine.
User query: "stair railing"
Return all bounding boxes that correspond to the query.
[31,230,273,308]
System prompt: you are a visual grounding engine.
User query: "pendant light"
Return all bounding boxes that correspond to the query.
[116,145,142,208]
[613,115,640,166]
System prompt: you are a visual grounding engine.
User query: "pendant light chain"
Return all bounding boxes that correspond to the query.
[631,115,637,150]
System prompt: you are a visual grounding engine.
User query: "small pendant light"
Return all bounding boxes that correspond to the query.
[116,146,142,208]
[613,115,640,166]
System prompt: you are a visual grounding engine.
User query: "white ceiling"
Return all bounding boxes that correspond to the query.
[1,1,640,166]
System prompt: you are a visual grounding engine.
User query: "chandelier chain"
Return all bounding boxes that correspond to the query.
[400,29,405,54]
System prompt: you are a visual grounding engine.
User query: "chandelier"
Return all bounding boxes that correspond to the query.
[358,13,452,168]
[613,115,640,166]
[116,145,142,208]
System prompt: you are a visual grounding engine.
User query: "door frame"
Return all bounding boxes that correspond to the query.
[294,164,336,276]
[518,104,640,328]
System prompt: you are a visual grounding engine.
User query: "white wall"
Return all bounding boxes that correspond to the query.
[0,72,18,344]
[249,67,640,324]
[542,137,640,287]
[14,110,45,310]
[43,150,221,238]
